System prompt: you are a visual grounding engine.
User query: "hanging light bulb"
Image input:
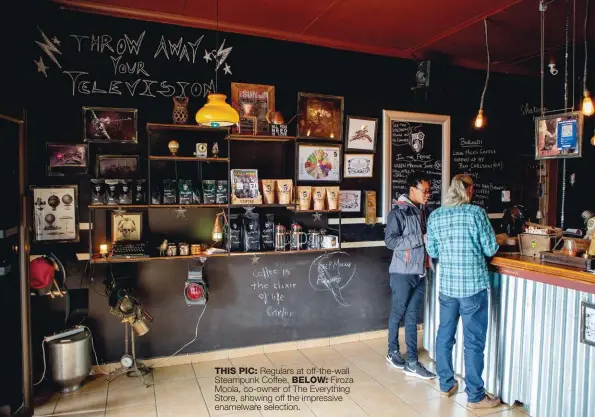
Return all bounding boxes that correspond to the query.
[474,110,484,129]
[590,131,595,146]
[582,91,594,116]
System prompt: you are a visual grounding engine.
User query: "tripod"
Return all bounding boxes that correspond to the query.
[107,322,151,387]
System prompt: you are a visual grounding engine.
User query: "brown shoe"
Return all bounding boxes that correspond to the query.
[468,394,501,409]
[440,380,459,398]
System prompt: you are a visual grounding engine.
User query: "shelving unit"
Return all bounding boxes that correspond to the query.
[226,134,296,143]
[148,156,229,162]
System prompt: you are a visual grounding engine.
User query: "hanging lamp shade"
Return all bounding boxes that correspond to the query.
[195,93,239,127]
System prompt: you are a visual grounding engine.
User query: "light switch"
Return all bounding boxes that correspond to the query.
[501,190,511,202]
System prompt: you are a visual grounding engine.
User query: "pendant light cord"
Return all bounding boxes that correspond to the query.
[215,0,219,92]
[584,0,591,92]
[561,0,571,229]
[479,19,490,112]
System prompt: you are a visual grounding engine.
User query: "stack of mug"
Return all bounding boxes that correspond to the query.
[296,186,339,211]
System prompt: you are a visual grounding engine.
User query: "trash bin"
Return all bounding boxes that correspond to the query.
[48,330,91,393]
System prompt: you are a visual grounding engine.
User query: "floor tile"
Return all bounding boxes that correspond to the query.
[197,377,253,416]
[451,393,512,416]
[33,391,59,415]
[492,409,531,417]
[105,404,157,416]
[54,390,107,414]
[303,391,366,416]
[230,353,273,368]
[108,372,154,391]
[299,347,340,363]
[366,406,424,417]
[266,350,312,367]
[381,377,441,405]
[78,375,110,393]
[411,397,476,417]
[154,378,202,403]
[218,412,263,417]
[263,341,299,353]
[192,359,234,378]
[228,345,264,359]
[347,378,407,413]
[106,385,155,410]
[153,364,196,385]
[156,397,209,417]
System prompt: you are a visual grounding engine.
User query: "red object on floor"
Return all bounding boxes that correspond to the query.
[30,257,55,290]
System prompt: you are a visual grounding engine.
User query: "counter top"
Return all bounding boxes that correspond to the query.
[491,254,595,293]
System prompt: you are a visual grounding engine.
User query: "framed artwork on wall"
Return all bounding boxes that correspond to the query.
[96,155,139,179]
[47,143,88,176]
[231,83,275,135]
[297,93,344,141]
[344,154,374,178]
[111,212,143,242]
[83,106,138,143]
[535,111,583,160]
[345,116,378,152]
[580,301,595,347]
[296,143,342,183]
[339,190,362,212]
[31,185,79,243]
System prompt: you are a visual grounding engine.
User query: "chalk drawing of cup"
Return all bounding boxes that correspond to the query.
[308,251,356,307]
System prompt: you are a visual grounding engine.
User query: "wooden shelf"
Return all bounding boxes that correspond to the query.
[90,252,229,264]
[230,248,338,257]
[149,156,229,162]
[228,204,296,208]
[147,123,229,133]
[149,204,227,208]
[289,209,341,213]
[226,134,296,143]
[88,205,149,209]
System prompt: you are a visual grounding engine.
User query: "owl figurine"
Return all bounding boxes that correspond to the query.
[172,96,189,124]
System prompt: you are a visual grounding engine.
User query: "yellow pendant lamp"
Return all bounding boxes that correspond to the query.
[195,93,239,127]
[195,0,239,127]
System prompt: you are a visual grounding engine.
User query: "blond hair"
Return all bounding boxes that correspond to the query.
[444,174,473,207]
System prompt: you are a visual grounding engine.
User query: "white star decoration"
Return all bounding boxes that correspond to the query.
[174,207,187,219]
[34,57,48,77]
[52,36,61,46]
[203,50,212,63]
[251,254,260,265]
[223,63,232,75]
[313,212,322,222]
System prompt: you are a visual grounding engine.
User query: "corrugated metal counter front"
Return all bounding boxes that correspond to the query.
[423,255,595,417]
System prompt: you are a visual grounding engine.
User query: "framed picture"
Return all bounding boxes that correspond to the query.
[339,190,362,212]
[31,185,79,243]
[580,301,595,347]
[231,83,275,135]
[111,212,143,242]
[83,106,138,143]
[96,155,139,179]
[345,116,378,152]
[47,143,88,176]
[296,143,341,183]
[344,154,374,178]
[535,111,583,160]
[297,93,344,141]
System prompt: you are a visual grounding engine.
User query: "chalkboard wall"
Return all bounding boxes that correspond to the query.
[12,2,544,364]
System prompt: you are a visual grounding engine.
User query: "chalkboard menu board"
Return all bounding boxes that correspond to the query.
[390,120,444,210]
[451,137,505,213]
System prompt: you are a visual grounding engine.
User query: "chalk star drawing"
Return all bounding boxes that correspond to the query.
[203,50,212,63]
[313,212,322,222]
[251,254,260,265]
[35,27,62,69]
[34,57,48,77]
[223,63,232,75]
[112,208,127,217]
[51,36,61,46]
[174,207,187,219]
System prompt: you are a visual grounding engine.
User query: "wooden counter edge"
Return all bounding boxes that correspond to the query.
[491,255,595,294]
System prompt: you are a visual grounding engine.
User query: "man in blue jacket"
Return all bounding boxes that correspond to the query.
[384,171,435,380]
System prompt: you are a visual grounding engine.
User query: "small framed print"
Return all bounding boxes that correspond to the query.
[83,106,138,143]
[231,83,275,135]
[31,185,79,243]
[47,143,88,176]
[339,190,362,212]
[345,116,377,152]
[96,155,139,179]
[580,301,595,347]
[535,111,583,160]
[344,154,374,178]
[111,212,143,242]
[297,92,344,141]
[297,143,341,183]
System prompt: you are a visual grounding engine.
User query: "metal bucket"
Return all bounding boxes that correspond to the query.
[48,330,91,393]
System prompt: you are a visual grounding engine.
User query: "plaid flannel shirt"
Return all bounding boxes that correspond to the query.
[426,204,499,298]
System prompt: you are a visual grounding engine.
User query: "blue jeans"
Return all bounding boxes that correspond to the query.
[436,289,488,403]
[388,273,425,364]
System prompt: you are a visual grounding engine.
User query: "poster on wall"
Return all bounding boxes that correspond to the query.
[297,144,341,182]
[83,107,138,143]
[535,112,583,160]
[231,83,275,135]
[345,116,377,152]
[297,93,344,141]
[31,185,79,242]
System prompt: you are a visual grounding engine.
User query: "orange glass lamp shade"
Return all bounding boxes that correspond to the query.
[195,93,239,127]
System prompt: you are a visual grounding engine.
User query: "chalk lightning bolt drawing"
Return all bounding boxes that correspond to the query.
[35,27,62,69]
[214,39,232,71]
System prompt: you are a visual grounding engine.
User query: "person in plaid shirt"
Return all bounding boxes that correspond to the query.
[426,174,500,410]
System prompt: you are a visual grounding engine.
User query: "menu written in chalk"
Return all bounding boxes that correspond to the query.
[391,121,443,209]
[451,137,504,212]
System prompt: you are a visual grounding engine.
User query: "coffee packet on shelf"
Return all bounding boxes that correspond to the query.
[178,179,193,205]
[192,185,202,204]
[202,180,216,204]
[216,180,228,204]
[134,179,147,204]
[118,180,133,204]
[242,211,261,252]
[226,214,242,252]
[162,179,177,204]
[261,213,274,250]
[105,179,119,205]
[90,179,106,205]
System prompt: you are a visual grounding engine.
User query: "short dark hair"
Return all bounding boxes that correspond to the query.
[407,171,431,188]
